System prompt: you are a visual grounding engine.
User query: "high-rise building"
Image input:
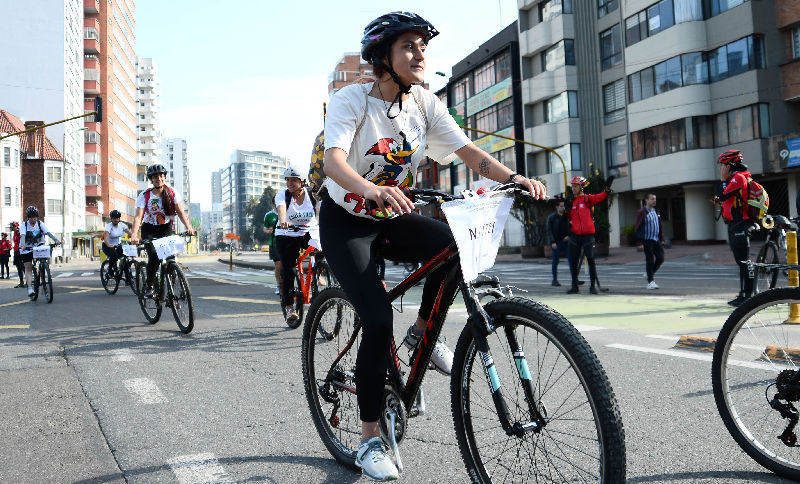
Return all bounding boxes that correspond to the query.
[211,169,222,204]
[83,0,139,230]
[517,0,798,243]
[0,0,88,253]
[156,138,191,231]
[221,150,288,235]
[136,57,161,194]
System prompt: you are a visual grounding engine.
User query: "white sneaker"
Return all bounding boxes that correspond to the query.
[647,281,659,290]
[355,437,399,481]
[274,287,280,295]
[285,307,298,322]
[402,325,453,375]
[27,286,34,297]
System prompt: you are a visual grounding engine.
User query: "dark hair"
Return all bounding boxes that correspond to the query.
[644,192,657,201]
[161,185,177,216]
[555,199,565,207]
[370,33,398,78]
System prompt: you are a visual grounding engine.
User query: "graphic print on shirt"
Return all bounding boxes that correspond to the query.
[149,198,167,225]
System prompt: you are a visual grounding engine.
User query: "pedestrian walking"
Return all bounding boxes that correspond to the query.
[547,197,571,286]
[10,222,24,287]
[263,208,282,296]
[635,193,665,289]
[0,233,10,278]
[566,175,614,294]
[710,149,756,307]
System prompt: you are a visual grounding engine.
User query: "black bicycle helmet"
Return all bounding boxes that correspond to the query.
[109,210,121,218]
[146,164,168,178]
[361,12,439,118]
[26,206,38,218]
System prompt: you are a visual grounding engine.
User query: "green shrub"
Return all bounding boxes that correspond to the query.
[621,224,635,237]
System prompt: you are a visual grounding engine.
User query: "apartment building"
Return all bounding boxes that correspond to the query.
[136,57,161,193]
[0,112,23,229]
[775,0,800,204]
[152,138,192,231]
[83,0,139,231]
[0,0,87,254]
[518,0,798,244]
[211,169,222,204]
[201,203,224,248]
[221,150,288,235]
[328,53,375,95]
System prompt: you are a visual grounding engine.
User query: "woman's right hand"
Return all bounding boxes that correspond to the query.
[551,243,558,250]
[363,185,414,217]
[131,236,140,245]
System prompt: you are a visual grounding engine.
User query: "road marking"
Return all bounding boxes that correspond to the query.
[123,378,168,404]
[55,272,73,278]
[607,343,777,370]
[205,277,248,286]
[213,312,283,318]
[80,272,94,277]
[112,349,134,362]
[0,300,30,307]
[69,288,105,294]
[647,335,680,341]
[199,296,278,304]
[574,325,607,332]
[0,325,29,329]
[168,453,234,484]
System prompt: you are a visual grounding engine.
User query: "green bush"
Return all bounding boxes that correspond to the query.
[621,224,635,237]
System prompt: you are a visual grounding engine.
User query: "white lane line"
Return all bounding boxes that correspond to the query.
[80,272,94,277]
[574,325,607,332]
[55,272,73,278]
[646,335,680,341]
[607,344,779,370]
[112,349,134,362]
[168,453,234,484]
[123,378,168,404]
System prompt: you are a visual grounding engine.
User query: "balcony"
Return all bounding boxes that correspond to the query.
[84,131,101,145]
[139,141,159,151]
[139,66,157,77]
[84,79,100,94]
[139,153,158,164]
[138,78,161,89]
[84,142,100,154]
[519,14,574,57]
[85,163,101,176]
[139,115,157,126]
[83,0,99,14]
[84,55,99,70]
[86,184,103,197]
[83,121,101,134]
[84,17,99,30]
[84,38,100,55]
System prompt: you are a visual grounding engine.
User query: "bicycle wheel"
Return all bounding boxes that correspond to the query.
[125,260,138,296]
[712,287,800,480]
[31,264,39,301]
[451,297,626,483]
[302,287,361,470]
[166,263,194,334]
[100,260,118,295]
[312,261,337,299]
[754,242,779,296]
[283,271,304,329]
[136,261,162,324]
[42,264,53,304]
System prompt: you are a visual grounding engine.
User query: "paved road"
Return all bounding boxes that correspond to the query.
[0,255,792,483]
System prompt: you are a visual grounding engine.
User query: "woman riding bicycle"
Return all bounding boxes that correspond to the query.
[102,209,132,279]
[130,164,195,298]
[275,166,320,323]
[19,206,60,298]
[320,12,545,480]
[710,149,755,307]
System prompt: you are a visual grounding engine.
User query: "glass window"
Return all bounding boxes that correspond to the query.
[542,40,575,72]
[641,67,656,100]
[46,167,62,183]
[545,91,577,123]
[3,187,10,206]
[604,80,626,124]
[540,0,573,21]
[793,28,800,60]
[548,144,580,173]
[644,127,658,158]
[598,0,618,18]
[2,147,9,167]
[473,60,495,94]
[750,36,765,69]
[727,106,754,144]
[714,112,728,147]
[669,119,687,152]
[629,71,642,103]
[497,98,514,130]
[726,38,749,77]
[495,51,512,82]
[649,0,674,36]
[657,123,671,155]
[759,103,770,138]
[626,12,648,47]
[600,25,623,71]
[681,52,708,85]
[631,131,645,161]
[656,56,683,94]
[690,116,714,149]
[607,136,628,167]
[674,0,703,23]
[709,45,728,83]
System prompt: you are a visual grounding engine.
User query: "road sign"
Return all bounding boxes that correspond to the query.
[225,233,236,239]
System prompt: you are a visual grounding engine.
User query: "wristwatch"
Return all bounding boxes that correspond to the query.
[505,173,523,184]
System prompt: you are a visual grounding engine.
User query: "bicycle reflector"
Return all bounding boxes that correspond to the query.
[94,97,103,122]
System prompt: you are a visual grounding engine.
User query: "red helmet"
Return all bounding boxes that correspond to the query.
[9,221,18,228]
[718,149,743,165]
[570,176,588,186]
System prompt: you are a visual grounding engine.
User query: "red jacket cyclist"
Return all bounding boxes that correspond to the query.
[566,174,614,294]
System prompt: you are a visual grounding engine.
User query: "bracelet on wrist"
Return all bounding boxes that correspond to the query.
[504,173,522,184]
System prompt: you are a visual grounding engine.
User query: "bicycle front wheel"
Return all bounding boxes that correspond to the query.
[100,260,118,295]
[302,287,361,470]
[451,297,626,483]
[126,260,138,296]
[31,265,39,301]
[136,261,161,324]
[712,287,800,480]
[754,241,779,296]
[42,264,53,303]
[166,263,194,334]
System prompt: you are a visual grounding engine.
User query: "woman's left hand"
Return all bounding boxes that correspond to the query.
[516,177,547,200]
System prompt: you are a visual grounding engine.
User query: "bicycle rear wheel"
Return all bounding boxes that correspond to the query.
[754,241,779,296]
[136,261,161,324]
[451,297,626,483]
[712,287,800,480]
[311,261,336,299]
[42,264,53,304]
[166,263,194,334]
[125,260,138,296]
[100,260,119,295]
[302,287,361,470]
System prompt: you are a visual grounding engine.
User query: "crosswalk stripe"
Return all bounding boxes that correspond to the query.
[213,312,283,318]
[200,296,278,304]
[80,272,94,277]
[55,272,73,278]
[168,453,234,484]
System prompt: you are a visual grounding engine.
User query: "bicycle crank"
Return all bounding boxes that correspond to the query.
[380,385,407,473]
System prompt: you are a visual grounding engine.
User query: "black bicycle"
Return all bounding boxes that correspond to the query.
[302,186,625,482]
[30,243,59,303]
[754,215,799,295]
[100,250,138,296]
[135,233,194,334]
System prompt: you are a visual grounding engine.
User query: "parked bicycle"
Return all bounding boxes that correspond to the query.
[712,282,800,480]
[100,247,138,296]
[301,186,625,482]
[30,243,59,303]
[135,233,194,334]
[754,214,799,295]
[281,225,336,329]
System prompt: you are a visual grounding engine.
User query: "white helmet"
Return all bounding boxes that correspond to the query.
[284,166,305,180]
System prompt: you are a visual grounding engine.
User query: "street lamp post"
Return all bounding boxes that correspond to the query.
[63,126,88,263]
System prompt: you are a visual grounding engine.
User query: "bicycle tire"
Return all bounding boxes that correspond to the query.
[451,297,626,484]
[166,263,194,334]
[31,264,39,301]
[43,264,53,304]
[754,241,779,296]
[100,260,119,295]
[136,261,162,324]
[126,260,138,296]
[302,287,361,470]
[712,287,800,480]
[284,271,304,329]
[311,261,336,300]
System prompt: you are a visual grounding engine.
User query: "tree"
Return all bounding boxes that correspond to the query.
[246,186,277,245]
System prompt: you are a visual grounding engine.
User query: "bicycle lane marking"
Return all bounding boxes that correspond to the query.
[212,312,283,319]
[123,378,168,404]
[168,453,234,484]
[606,344,771,370]
[199,296,279,304]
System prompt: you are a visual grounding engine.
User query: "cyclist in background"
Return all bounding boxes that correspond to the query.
[19,206,60,298]
[10,222,24,287]
[710,149,754,306]
[275,166,320,322]
[565,175,614,295]
[263,208,282,296]
[321,12,545,480]
[130,164,195,298]
[102,210,132,280]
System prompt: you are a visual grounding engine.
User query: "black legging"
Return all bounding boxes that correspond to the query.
[13,251,23,284]
[319,197,457,422]
[102,244,123,265]
[569,234,598,288]
[275,232,312,308]
[729,220,754,297]
[141,223,172,287]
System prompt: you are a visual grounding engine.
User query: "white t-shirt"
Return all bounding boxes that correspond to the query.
[135,187,183,226]
[274,188,319,238]
[19,220,52,254]
[324,82,470,220]
[104,222,128,246]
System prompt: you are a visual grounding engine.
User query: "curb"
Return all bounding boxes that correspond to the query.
[674,335,716,352]
[216,258,275,271]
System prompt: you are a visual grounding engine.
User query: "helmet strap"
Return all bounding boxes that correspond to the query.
[373,57,412,119]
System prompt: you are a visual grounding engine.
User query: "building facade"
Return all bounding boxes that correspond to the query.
[153,138,191,232]
[0,114,22,230]
[221,150,288,235]
[211,169,222,204]
[201,203,224,248]
[518,0,799,244]
[328,53,374,95]
[136,57,161,193]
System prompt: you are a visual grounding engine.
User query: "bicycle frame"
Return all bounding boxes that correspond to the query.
[295,245,316,304]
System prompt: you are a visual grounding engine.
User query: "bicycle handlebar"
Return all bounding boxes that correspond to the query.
[366,184,541,210]
[135,232,194,247]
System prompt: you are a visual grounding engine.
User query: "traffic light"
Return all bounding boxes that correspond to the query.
[94,97,103,122]
[448,107,464,127]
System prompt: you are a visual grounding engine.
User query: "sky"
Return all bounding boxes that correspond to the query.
[134,0,519,211]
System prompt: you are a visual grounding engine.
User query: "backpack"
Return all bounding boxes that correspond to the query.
[743,177,769,220]
[143,186,176,217]
[309,84,429,200]
[284,187,317,210]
